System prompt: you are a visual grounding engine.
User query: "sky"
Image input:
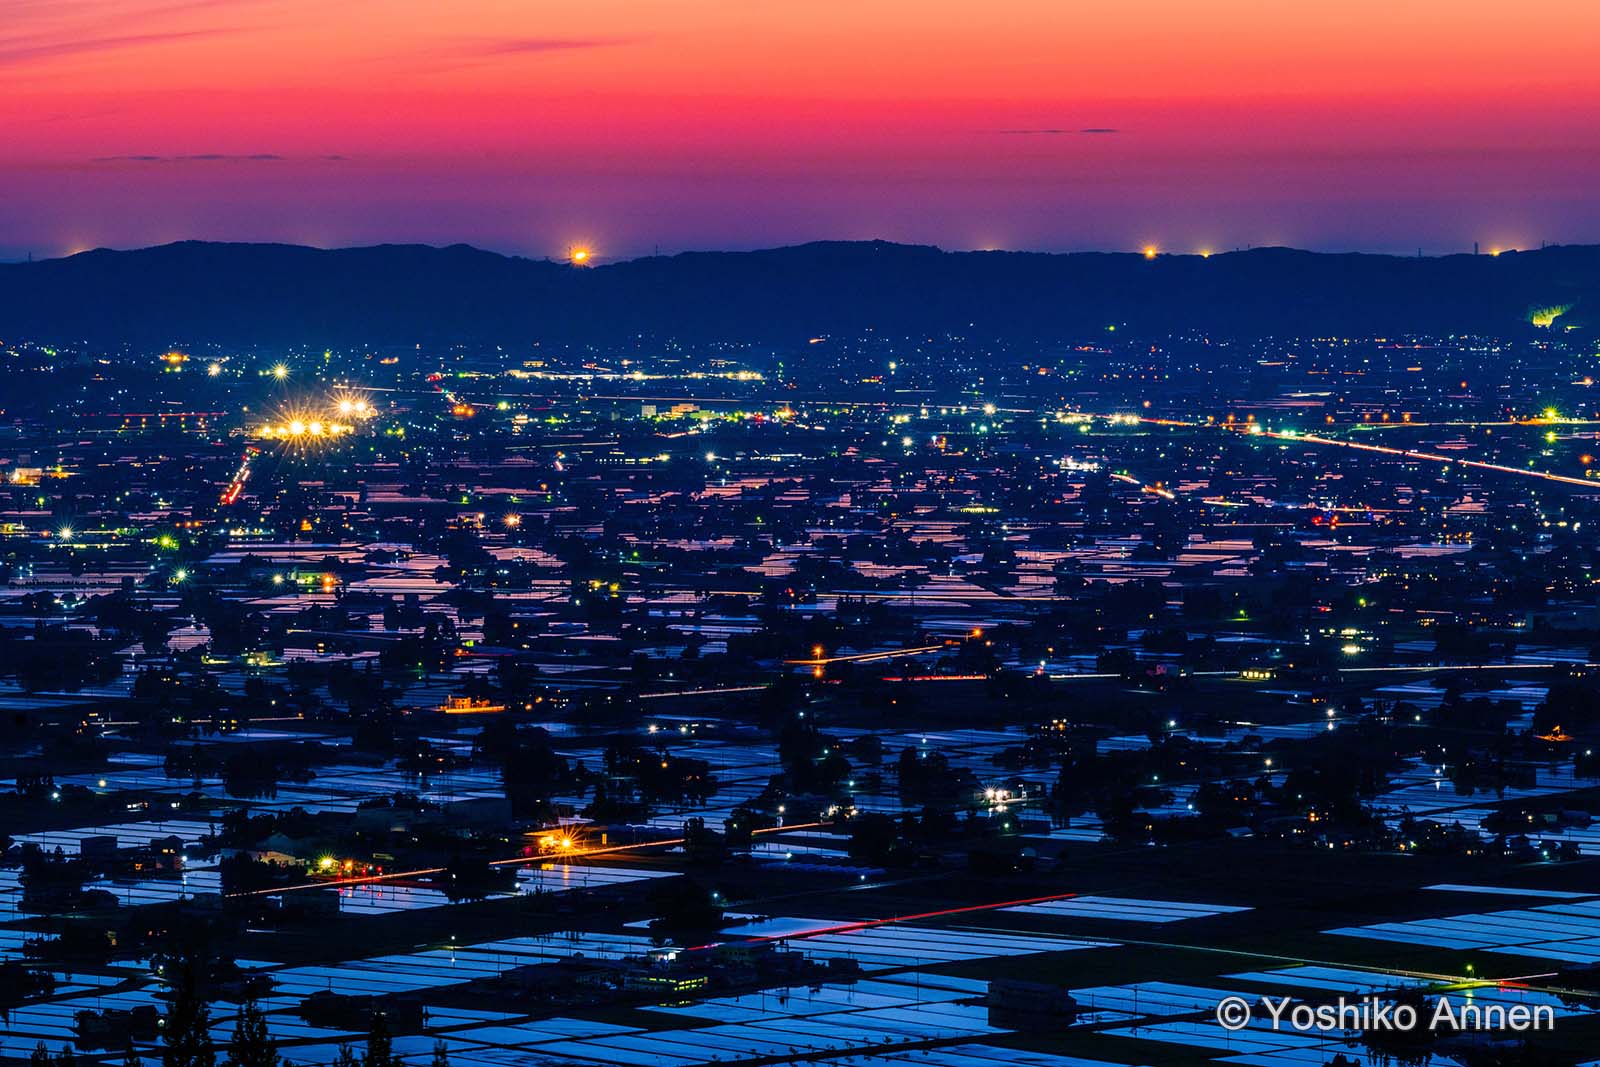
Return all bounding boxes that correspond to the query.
[4,0,1600,261]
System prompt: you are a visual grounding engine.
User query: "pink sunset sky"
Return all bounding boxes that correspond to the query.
[4,0,1600,260]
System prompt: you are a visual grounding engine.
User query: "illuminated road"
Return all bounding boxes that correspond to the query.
[1132,413,1600,491]
[1338,661,1600,674]
[638,684,771,699]
[1249,426,1600,490]
[1109,471,1176,500]
[785,644,948,666]
[232,821,829,897]
[687,890,1080,951]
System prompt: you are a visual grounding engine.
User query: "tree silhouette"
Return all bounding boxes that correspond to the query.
[161,958,215,1067]
[225,998,279,1067]
[361,1013,402,1067]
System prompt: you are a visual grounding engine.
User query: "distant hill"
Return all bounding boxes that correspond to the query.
[0,239,1596,347]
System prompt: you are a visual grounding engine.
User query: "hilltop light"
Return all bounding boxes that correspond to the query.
[1531,305,1572,328]
[1143,246,1158,260]
[570,247,592,265]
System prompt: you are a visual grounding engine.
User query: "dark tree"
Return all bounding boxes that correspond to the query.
[162,958,215,1067]
[361,1012,401,1067]
[225,998,279,1067]
[645,877,724,937]
[0,963,56,1021]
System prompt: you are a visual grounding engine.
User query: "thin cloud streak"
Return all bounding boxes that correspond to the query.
[91,152,346,163]
[0,27,235,67]
[993,128,1122,135]
[467,36,633,57]
[403,35,639,78]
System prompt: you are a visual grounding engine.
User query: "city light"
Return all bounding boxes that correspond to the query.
[254,392,375,443]
[257,419,355,440]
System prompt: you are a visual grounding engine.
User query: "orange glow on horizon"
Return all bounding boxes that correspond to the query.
[3,3,1600,255]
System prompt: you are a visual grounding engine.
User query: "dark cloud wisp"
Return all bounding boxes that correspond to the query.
[993,127,1122,135]
[91,152,341,163]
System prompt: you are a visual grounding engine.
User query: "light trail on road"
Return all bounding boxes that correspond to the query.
[786,644,948,666]
[687,890,1081,951]
[231,821,829,897]
[1251,427,1600,490]
[1121,413,1600,491]
[639,684,771,699]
